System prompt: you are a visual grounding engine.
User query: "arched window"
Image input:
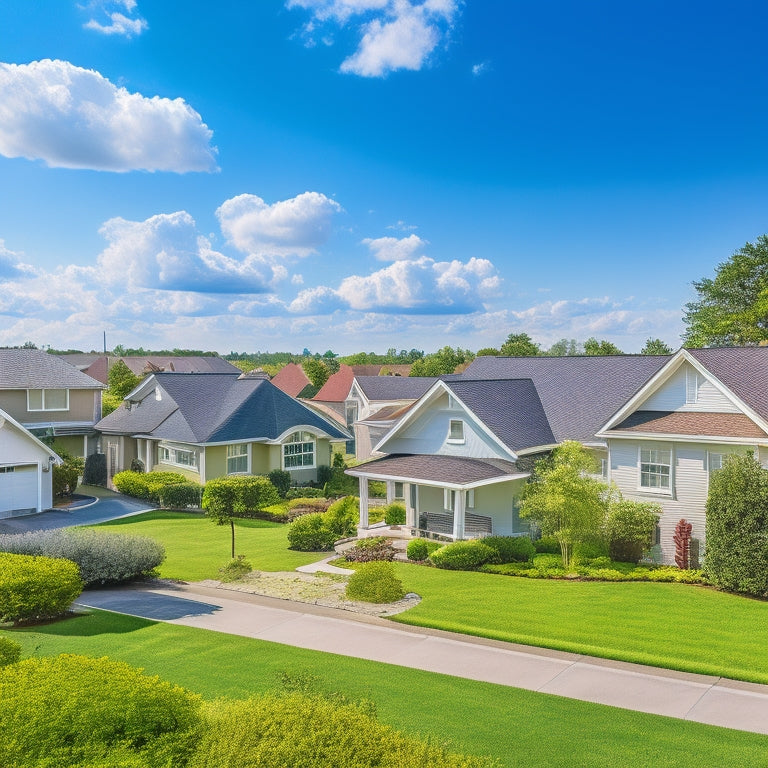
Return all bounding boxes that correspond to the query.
[283,431,316,469]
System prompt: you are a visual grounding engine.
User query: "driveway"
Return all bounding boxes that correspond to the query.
[0,487,154,534]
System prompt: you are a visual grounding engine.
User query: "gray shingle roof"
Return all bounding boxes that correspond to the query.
[463,355,669,442]
[97,373,350,442]
[610,410,768,438]
[0,349,104,389]
[354,376,440,401]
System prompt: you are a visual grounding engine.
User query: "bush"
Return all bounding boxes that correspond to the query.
[0,637,21,667]
[286,486,326,500]
[0,553,83,623]
[202,475,281,518]
[384,502,406,526]
[316,464,333,486]
[0,654,201,768]
[287,513,337,551]
[268,469,292,498]
[325,496,359,540]
[160,481,203,509]
[219,555,253,582]
[346,561,406,603]
[606,499,661,563]
[52,462,79,498]
[190,692,493,768]
[113,470,188,503]
[533,535,560,554]
[482,535,535,563]
[0,529,165,587]
[429,540,500,570]
[406,538,443,562]
[83,452,107,486]
[344,537,397,563]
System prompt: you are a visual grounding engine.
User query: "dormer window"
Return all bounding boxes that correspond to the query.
[447,419,465,444]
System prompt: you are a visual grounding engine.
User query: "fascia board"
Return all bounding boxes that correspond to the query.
[344,467,530,490]
[603,431,768,446]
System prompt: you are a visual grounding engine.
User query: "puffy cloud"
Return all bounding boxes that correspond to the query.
[0,60,217,172]
[83,1,148,37]
[96,211,274,293]
[471,61,490,76]
[362,234,426,261]
[287,0,460,77]
[0,240,35,279]
[216,192,342,257]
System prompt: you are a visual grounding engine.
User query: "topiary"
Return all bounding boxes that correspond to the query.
[346,561,405,603]
[482,535,536,563]
[159,482,203,509]
[429,540,499,571]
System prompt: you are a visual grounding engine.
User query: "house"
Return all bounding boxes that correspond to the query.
[95,371,351,484]
[348,348,768,565]
[312,364,383,420]
[270,362,312,398]
[0,406,60,518]
[0,348,104,458]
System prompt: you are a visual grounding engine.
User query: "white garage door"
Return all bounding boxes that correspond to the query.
[0,465,38,518]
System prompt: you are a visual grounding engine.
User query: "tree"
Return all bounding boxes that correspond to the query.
[583,337,623,356]
[519,441,610,568]
[641,338,673,355]
[705,452,768,596]
[476,347,500,356]
[202,478,239,559]
[546,338,580,356]
[107,359,141,399]
[409,346,472,376]
[499,333,540,357]
[605,499,660,563]
[302,358,330,389]
[683,235,768,347]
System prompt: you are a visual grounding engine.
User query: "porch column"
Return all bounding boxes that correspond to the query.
[452,488,466,540]
[386,480,395,504]
[358,477,369,529]
[405,483,416,527]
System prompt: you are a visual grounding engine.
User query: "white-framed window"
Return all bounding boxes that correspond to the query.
[27,388,69,412]
[466,488,475,509]
[447,419,465,444]
[444,488,456,511]
[159,444,198,469]
[394,481,404,499]
[0,466,15,474]
[708,452,724,473]
[227,443,248,474]
[283,431,315,470]
[639,447,671,490]
[685,369,701,404]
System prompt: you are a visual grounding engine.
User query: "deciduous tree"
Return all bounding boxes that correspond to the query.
[641,338,673,355]
[499,333,540,357]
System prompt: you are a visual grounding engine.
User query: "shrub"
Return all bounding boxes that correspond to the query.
[606,499,661,563]
[0,529,165,587]
[190,692,492,768]
[219,555,253,582]
[286,486,326,500]
[533,535,560,554]
[0,553,83,623]
[83,452,107,486]
[368,480,387,498]
[0,654,201,768]
[113,470,188,503]
[482,535,535,563]
[344,537,397,563]
[160,481,203,509]
[406,538,443,561]
[0,637,21,667]
[287,497,331,511]
[268,469,292,498]
[316,464,333,486]
[572,540,609,564]
[287,513,337,551]
[429,540,500,570]
[384,502,406,526]
[325,496,358,540]
[346,561,405,603]
[52,462,79,498]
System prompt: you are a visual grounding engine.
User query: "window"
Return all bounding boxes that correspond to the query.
[444,488,455,511]
[227,444,248,474]
[27,389,69,411]
[0,466,15,473]
[345,402,358,428]
[448,419,465,443]
[283,431,315,469]
[466,489,475,509]
[685,369,701,404]
[708,453,724,473]
[394,481,404,500]
[159,444,198,469]
[640,448,671,490]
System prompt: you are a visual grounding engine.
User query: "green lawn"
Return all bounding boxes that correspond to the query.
[92,511,324,579]
[391,565,768,683]
[3,611,767,768]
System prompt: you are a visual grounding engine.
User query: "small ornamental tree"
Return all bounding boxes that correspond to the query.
[606,499,661,563]
[519,441,610,569]
[705,452,768,596]
[202,478,239,559]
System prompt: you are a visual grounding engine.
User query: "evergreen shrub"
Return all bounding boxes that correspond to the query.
[383,502,406,526]
[287,513,337,551]
[406,538,442,561]
[429,540,499,570]
[159,482,203,509]
[0,637,21,667]
[52,463,79,498]
[268,469,292,498]
[82,453,107,486]
[482,535,535,563]
[346,561,405,603]
[113,470,188,502]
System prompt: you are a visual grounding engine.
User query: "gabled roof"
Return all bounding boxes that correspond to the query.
[0,406,62,463]
[353,375,441,401]
[97,372,350,443]
[0,349,104,390]
[464,355,669,442]
[609,410,768,439]
[270,363,311,398]
[313,365,357,403]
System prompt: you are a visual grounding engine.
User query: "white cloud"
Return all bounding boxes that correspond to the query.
[216,192,342,257]
[471,61,490,76]
[362,234,426,261]
[0,240,36,279]
[82,1,147,38]
[386,220,418,231]
[287,0,460,77]
[0,60,217,172]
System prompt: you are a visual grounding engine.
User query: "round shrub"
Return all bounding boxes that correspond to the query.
[287,513,336,551]
[383,502,406,526]
[406,538,443,562]
[52,462,79,498]
[482,535,535,563]
[346,561,405,603]
[0,553,83,623]
[0,654,201,768]
[0,637,21,667]
[429,540,500,571]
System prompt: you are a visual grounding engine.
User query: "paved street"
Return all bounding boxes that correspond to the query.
[77,582,768,736]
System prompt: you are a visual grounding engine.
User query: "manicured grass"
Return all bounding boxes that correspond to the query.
[3,611,767,768]
[91,511,323,579]
[391,564,768,683]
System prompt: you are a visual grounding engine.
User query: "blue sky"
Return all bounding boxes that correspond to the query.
[1,1,767,355]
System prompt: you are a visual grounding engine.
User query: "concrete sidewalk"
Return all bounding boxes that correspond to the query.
[76,582,768,736]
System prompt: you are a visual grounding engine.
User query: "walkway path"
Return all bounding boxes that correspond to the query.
[76,581,768,736]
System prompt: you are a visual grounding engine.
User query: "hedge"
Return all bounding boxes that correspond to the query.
[0,553,83,623]
[0,529,165,587]
[482,535,536,563]
[113,470,189,503]
[159,482,203,509]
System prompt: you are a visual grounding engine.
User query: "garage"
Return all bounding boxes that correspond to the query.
[0,464,39,518]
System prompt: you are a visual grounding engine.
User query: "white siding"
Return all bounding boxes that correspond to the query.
[640,363,738,413]
[0,420,52,515]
